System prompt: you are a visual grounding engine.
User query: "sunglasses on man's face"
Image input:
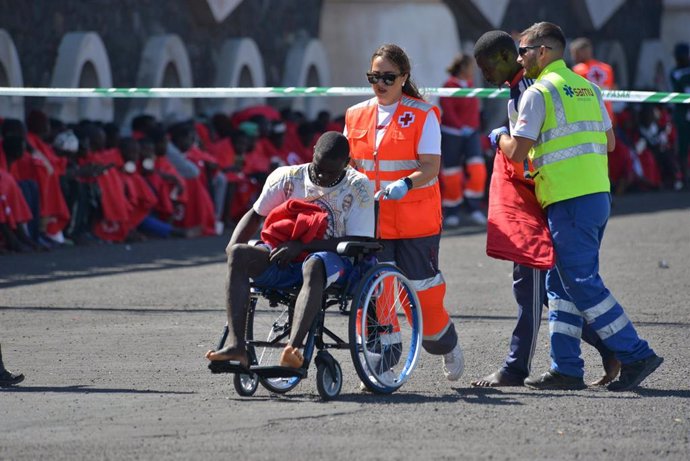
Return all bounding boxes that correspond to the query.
[518,44,553,56]
[366,72,401,86]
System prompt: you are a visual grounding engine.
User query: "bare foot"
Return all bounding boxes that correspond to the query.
[589,356,621,386]
[279,346,304,368]
[205,347,249,367]
[471,370,525,387]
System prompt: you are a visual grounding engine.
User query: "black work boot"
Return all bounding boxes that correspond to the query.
[0,345,24,387]
[524,369,587,390]
[607,354,663,392]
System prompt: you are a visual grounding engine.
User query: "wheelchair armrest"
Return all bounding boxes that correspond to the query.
[336,240,382,257]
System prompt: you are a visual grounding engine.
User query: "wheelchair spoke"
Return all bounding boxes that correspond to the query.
[349,264,422,393]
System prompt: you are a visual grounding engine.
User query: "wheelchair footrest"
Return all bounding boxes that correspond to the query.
[208,360,251,375]
[250,366,307,379]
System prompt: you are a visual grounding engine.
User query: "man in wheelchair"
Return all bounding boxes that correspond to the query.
[205,131,375,370]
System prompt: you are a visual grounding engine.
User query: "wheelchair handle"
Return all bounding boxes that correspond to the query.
[336,240,383,257]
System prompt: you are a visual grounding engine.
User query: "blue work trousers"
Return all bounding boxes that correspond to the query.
[546,192,654,378]
[503,263,616,379]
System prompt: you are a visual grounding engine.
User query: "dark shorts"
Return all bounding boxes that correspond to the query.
[377,234,441,280]
[252,251,355,289]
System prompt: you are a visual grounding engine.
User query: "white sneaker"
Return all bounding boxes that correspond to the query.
[214,221,225,236]
[469,210,487,226]
[444,214,461,228]
[46,231,65,244]
[442,344,465,381]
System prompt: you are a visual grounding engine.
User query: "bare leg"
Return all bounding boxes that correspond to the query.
[279,257,325,368]
[589,355,622,386]
[206,244,270,366]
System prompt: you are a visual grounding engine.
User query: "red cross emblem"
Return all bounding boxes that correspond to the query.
[587,66,606,86]
[398,111,415,128]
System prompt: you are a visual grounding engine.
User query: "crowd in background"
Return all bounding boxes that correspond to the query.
[0,106,344,252]
[1,41,689,253]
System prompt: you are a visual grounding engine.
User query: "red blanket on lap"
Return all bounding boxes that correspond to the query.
[260,199,328,253]
[486,152,555,270]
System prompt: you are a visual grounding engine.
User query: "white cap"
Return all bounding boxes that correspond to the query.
[53,130,79,153]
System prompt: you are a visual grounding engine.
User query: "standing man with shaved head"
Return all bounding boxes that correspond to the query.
[490,22,662,391]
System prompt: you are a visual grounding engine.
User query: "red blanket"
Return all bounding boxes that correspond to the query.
[122,172,158,229]
[486,152,555,270]
[260,199,328,255]
[0,169,33,228]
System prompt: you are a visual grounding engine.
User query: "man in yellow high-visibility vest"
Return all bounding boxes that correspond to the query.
[490,21,663,392]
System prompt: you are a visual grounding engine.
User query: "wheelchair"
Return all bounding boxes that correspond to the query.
[208,240,423,400]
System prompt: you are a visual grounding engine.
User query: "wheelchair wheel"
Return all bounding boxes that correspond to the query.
[348,264,423,394]
[233,372,259,396]
[316,359,342,401]
[246,292,315,394]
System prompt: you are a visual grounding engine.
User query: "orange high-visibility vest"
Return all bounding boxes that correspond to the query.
[573,59,615,123]
[345,96,442,239]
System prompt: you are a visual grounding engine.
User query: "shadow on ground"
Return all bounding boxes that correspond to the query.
[0,385,196,395]
[0,235,228,288]
[1,191,688,289]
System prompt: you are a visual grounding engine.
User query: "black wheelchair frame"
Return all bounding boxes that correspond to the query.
[208,240,424,400]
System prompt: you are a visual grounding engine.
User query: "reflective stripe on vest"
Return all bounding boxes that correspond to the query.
[532,142,608,169]
[353,158,438,188]
[528,60,610,208]
[532,79,608,168]
[355,158,419,172]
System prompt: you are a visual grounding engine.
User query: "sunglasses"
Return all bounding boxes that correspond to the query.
[366,72,401,86]
[518,44,553,56]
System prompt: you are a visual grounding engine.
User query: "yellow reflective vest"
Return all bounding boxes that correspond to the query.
[528,60,610,208]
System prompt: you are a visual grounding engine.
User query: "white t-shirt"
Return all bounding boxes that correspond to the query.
[253,164,375,239]
[344,100,441,155]
[512,84,612,141]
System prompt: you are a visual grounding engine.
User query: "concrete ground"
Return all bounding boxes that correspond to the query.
[1,191,689,460]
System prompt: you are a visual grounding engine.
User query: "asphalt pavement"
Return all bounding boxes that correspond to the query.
[1,190,689,460]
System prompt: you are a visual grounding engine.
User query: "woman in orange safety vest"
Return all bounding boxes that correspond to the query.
[344,43,464,382]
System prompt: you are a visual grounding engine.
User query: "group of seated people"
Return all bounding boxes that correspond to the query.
[604,103,686,194]
[478,102,686,198]
[0,106,344,253]
[0,101,685,254]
